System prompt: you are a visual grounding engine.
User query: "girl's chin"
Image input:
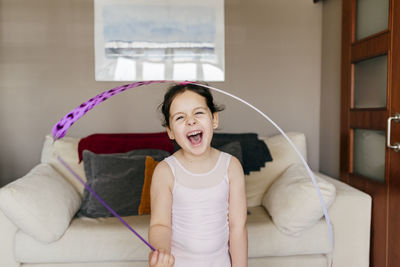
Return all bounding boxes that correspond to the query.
[186,143,205,153]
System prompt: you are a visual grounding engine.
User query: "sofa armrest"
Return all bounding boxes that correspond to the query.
[0,209,20,267]
[0,163,82,244]
[315,172,371,267]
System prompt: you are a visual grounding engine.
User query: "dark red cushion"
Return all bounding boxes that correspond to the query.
[78,132,174,162]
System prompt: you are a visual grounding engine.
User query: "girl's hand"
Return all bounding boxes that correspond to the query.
[148,249,175,267]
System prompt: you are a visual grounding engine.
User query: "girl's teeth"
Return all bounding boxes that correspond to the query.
[188,131,201,137]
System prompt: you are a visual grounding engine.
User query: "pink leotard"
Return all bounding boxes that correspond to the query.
[164,152,232,267]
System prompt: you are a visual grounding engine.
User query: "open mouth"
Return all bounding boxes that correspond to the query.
[187,130,203,146]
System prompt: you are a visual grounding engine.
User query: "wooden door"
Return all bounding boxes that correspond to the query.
[340,0,400,266]
[387,1,400,266]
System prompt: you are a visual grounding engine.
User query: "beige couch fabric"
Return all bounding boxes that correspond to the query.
[41,135,86,196]
[0,210,19,267]
[21,254,328,267]
[263,164,336,236]
[15,215,151,263]
[245,132,307,207]
[247,206,331,257]
[0,163,81,243]
[16,206,331,263]
[0,132,371,267]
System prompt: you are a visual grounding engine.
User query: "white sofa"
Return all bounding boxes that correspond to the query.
[0,132,371,267]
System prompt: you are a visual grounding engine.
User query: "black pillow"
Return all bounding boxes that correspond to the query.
[77,149,169,218]
[212,133,272,174]
[218,141,243,166]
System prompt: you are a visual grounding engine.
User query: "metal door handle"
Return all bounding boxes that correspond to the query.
[387,113,400,152]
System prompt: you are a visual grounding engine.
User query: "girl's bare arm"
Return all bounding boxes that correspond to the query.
[228,156,248,267]
[148,161,175,266]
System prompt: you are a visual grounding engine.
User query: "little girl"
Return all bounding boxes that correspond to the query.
[148,83,248,267]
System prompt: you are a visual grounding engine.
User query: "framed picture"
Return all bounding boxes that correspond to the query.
[95,0,225,82]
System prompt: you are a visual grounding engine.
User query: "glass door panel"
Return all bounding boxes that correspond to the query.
[353,129,386,182]
[353,55,387,108]
[356,0,389,40]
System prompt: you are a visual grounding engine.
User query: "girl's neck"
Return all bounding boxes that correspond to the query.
[175,147,220,174]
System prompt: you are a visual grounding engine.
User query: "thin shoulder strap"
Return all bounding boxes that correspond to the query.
[163,156,177,192]
[223,152,232,182]
[163,156,176,176]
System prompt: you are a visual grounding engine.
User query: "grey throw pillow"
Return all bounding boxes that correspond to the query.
[77,149,169,218]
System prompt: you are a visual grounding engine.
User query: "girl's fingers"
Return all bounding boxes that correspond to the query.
[157,250,165,263]
[148,249,174,267]
[161,251,169,264]
[149,250,158,266]
[169,254,175,265]
[163,253,174,266]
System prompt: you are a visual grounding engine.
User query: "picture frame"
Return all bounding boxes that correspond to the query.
[94,0,225,82]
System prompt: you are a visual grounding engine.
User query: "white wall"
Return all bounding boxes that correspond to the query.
[320,0,342,178]
[0,0,323,186]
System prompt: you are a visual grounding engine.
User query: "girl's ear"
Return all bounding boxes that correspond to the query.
[166,126,175,140]
[212,112,219,129]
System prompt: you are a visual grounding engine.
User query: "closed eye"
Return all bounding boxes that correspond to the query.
[175,115,184,121]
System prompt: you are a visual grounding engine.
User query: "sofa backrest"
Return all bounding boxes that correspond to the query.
[41,135,85,196]
[245,132,307,207]
[41,132,308,206]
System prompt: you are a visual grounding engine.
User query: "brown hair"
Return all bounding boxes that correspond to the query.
[159,83,224,127]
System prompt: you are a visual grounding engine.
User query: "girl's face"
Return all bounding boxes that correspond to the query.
[166,90,218,157]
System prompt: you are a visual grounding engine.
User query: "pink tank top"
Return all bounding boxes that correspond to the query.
[164,152,232,267]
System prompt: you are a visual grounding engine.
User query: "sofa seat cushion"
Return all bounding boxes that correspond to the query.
[15,215,151,263]
[247,206,331,257]
[15,206,332,263]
